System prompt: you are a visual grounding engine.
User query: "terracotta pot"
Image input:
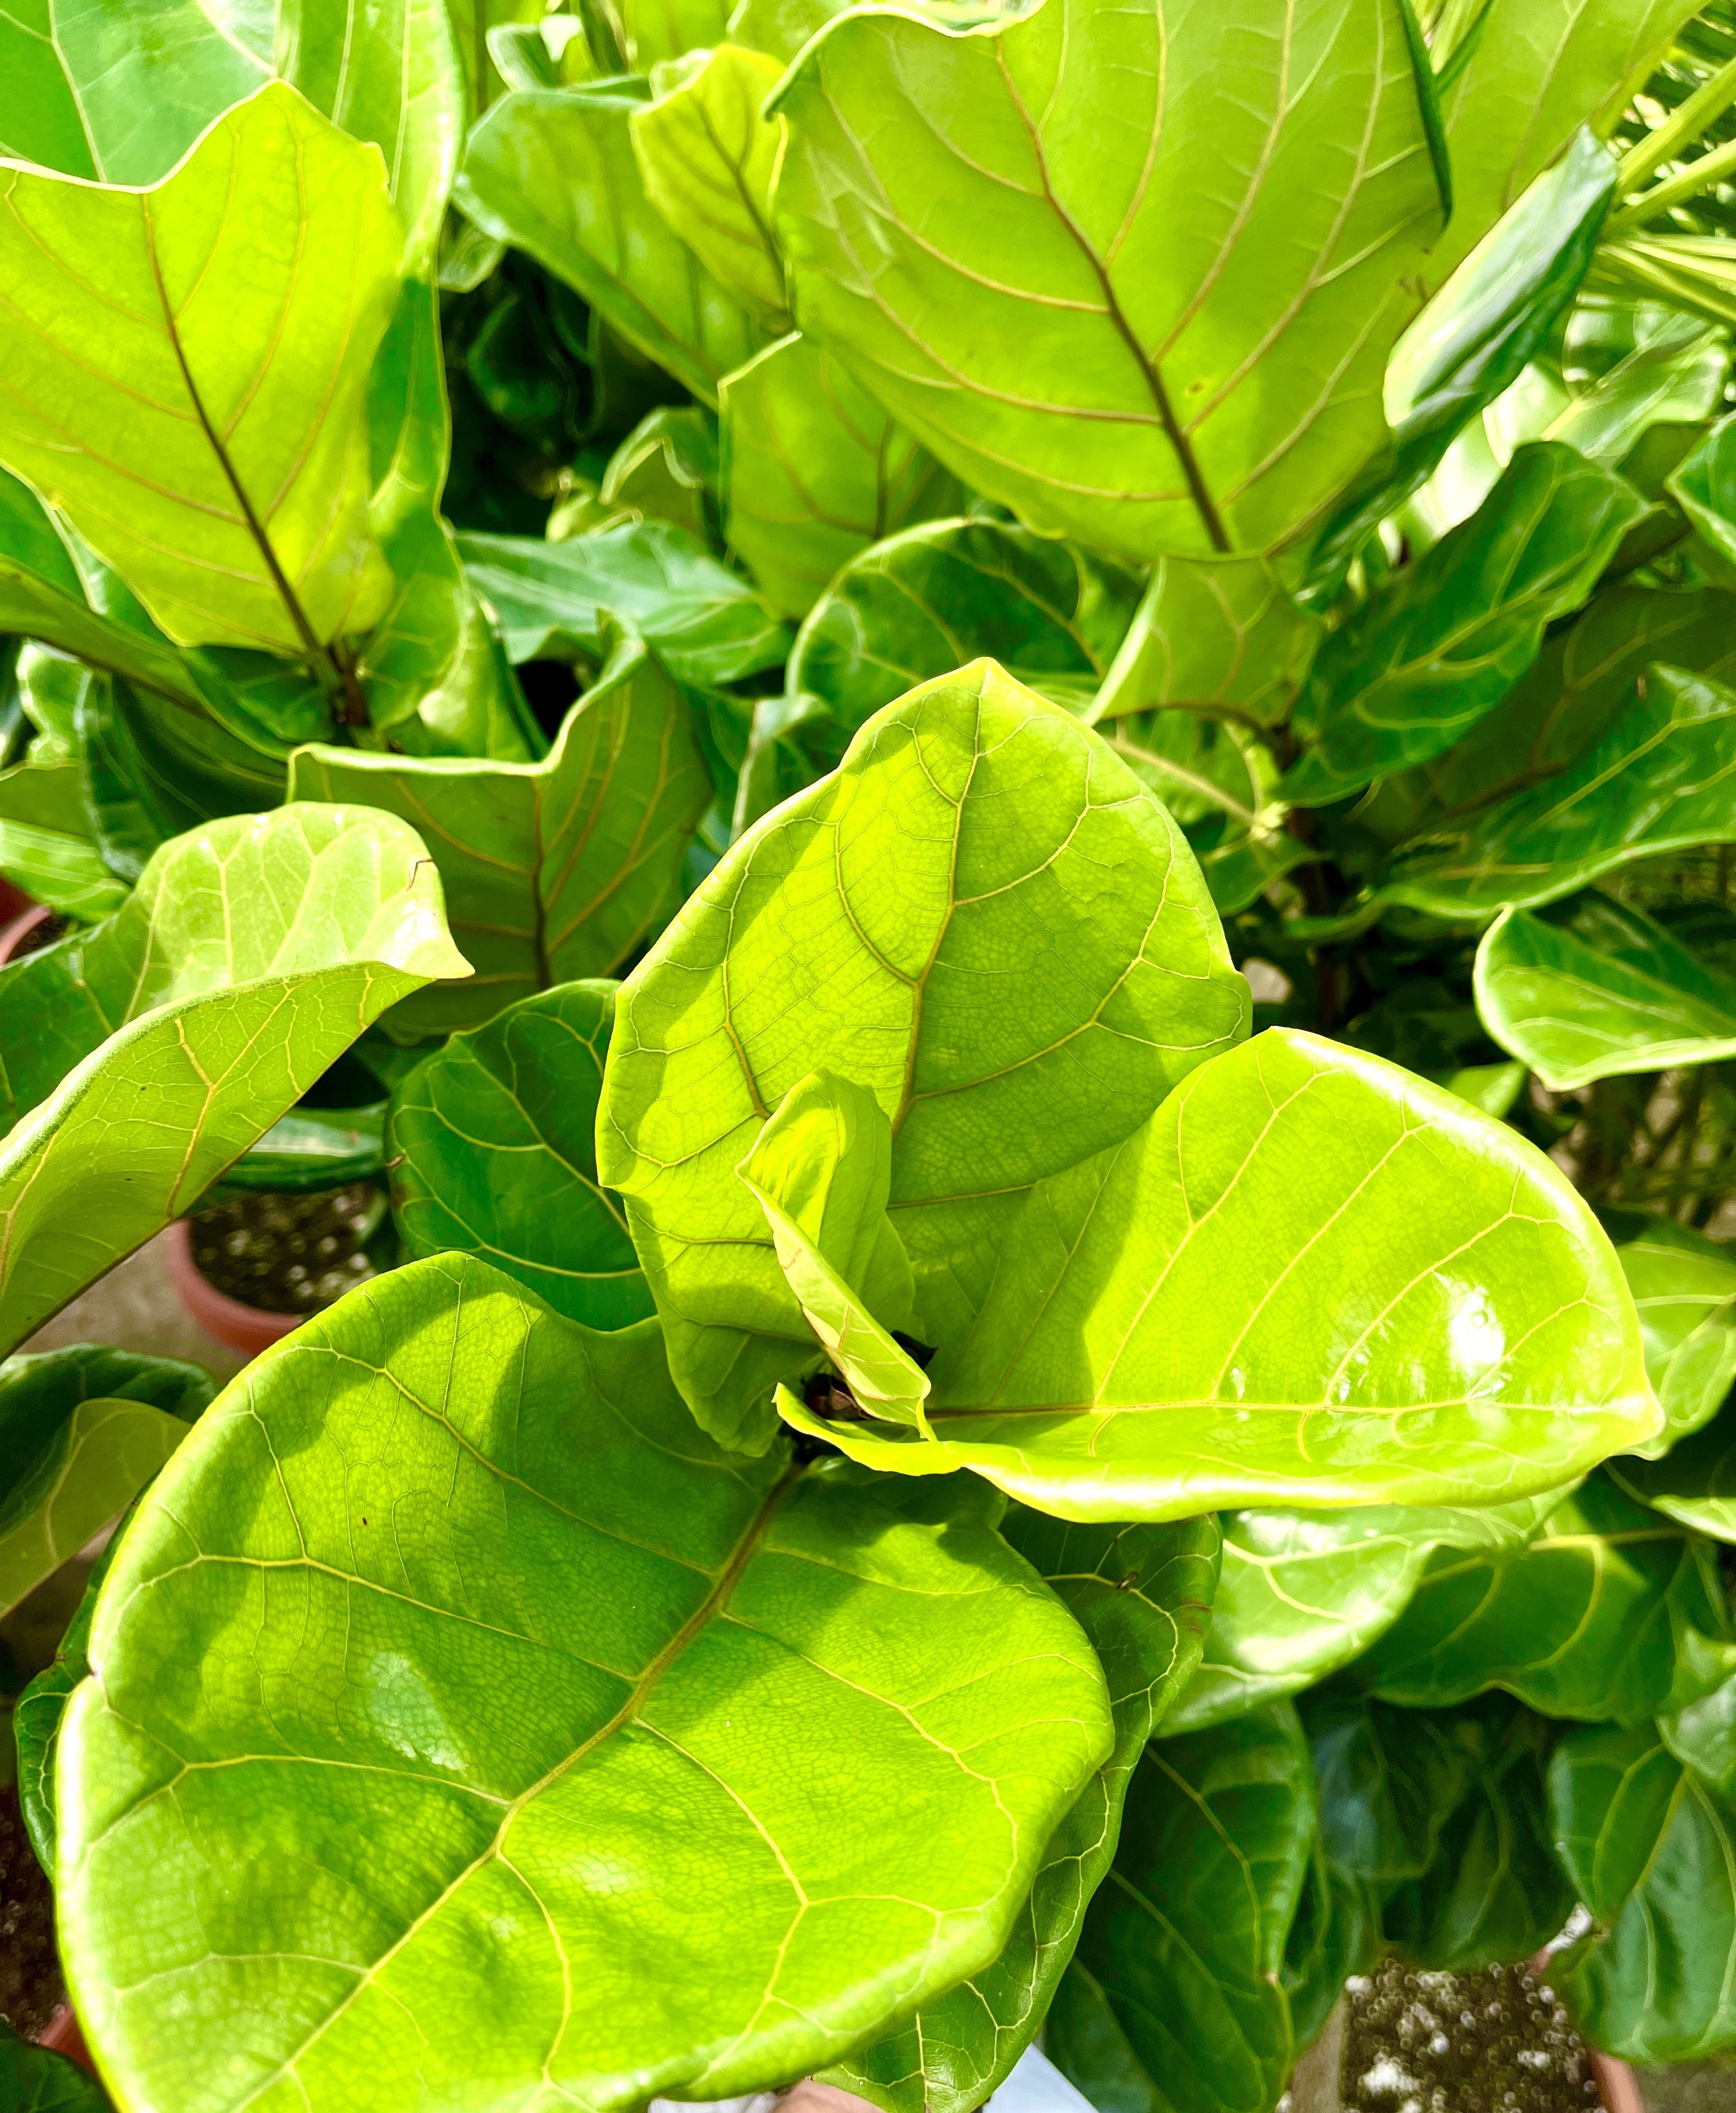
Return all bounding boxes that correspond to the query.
[0,901,55,964]
[36,2002,96,2075]
[166,1218,301,1359]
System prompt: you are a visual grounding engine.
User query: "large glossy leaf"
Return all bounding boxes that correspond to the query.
[1358,1472,1736,1722]
[720,336,962,621]
[598,659,1249,1448]
[1379,664,1736,918]
[1475,895,1736,1092]
[456,524,789,684]
[786,521,1143,734]
[1556,1722,1736,2061]
[455,80,766,405]
[0,804,468,1358]
[1090,555,1321,728]
[1167,1492,1570,1734]
[1608,1213,1736,1456]
[290,633,710,1036]
[1282,444,1647,801]
[771,0,1446,561]
[1047,1704,1315,2113]
[1427,0,1703,290]
[832,1510,1222,2113]
[790,1030,1656,1522]
[1613,1386,1736,1545]
[0,1346,212,1622]
[0,82,401,653]
[0,0,462,273]
[389,980,653,1329]
[55,1252,1114,2112]
[630,45,790,327]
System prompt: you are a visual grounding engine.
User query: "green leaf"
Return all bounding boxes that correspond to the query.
[1282,1838,1379,2056]
[1282,444,1648,801]
[1048,1704,1314,2113]
[620,0,731,65]
[631,45,791,328]
[598,660,1249,1449]
[834,1509,1222,2113]
[1547,1719,1682,1925]
[1381,1699,1571,1972]
[0,804,469,1359]
[772,0,1446,561]
[720,336,964,622]
[1427,0,1702,290]
[0,1347,212,1623]
[1609,1213,1736,1456]
[1090,555,1321,728]
[290,632,710,1037]
[1378,663,1736,919]
[601,408,719,541]
[1167,1493,1570,1735]
[790,1031,1656,1521]
[1611,1386,1736,1545]
[1559,1726,1736,2061]
[787,520,1143,735]
[0,82,402,654]
[456,524,788,684]
[388,980,653,1329]
[0,2022,110,2113]
[1304,1692,1480,1892]
[1668,409,1736,577]
[738,1071,926,1430]
[208,1104,388,1199]
[0,755,126,923]
[456,80,767,406]
[1358,1472,1735,1722]
[55,1251,1115,2111]
[1100,712,1293,918]
[1475,895,1736,1092]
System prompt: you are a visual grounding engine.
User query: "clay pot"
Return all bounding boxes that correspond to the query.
[36,2002,96,2075]
[0,902,55,964]
[165,1219,301,1360]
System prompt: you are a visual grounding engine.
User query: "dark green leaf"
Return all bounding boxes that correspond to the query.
[0,2022,110,2113]
[15,1519,127,1874]
[388,980,653,1329]
[1303,1693,1479,1891]
[1547,1719,1681,1924]
[55,1253,1114,2111]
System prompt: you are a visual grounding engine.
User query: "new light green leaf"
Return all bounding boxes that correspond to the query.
[1282,444,1648,800]
[1359,1472,1736,1723]
[455,80,766,405]
[598,659,1250,1449]
[0,1345,213,1623]
[290,632,710,1036]
[389,980,654,1329]
[834,1510,1222,2113]
[631,45,790,327]
[601,407,719,541]
[1612,1387,1736,1545]
[1047,1704,1315,2113]
[0,82,402,653]
[456,522,789,684]
[1090,554,1322,728]
[720,336,963,621]
[0,804,468,1358]
[55,1252,1115,2113]
[1167,1492,1571,1735]
[788,1031,1656,1522]
[786,520,1142,734]
[738,1071,927,1431]
[772,0,1446,560]
[1380,664,1736,918]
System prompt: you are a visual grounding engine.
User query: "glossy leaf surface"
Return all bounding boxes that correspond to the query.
[834,1510,1221,2113]
[1475,896,1736,1091]
[15,1514,123,1872]
[290,634,709,1035]
[786,521,1142,732]
[792,1032,1656,1521]
[1380,665,1736,918]
[0,805,467,1358]
[0,83,400,652]
[1360,1473,1735,1723]
[720,336,962,621]
[388,980,652,1330]
[1091,555,1321,728]
[598,660,1248,1448]
[1613,1387,1736,1545]
[1284,444,1647,800]
[1547,1720,1681,1925]
[1610,1213,1736,1456]
[456,523,788,683]
[56,1254,1114,2113]
[772,0,1445,559]
[1048,1704,1314,2113]
[456,80,766,404]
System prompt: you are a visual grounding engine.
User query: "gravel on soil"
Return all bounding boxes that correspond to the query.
[0,1784,63,2037]
[189,1182,381,1314]
[1341,1959,1603,2113]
